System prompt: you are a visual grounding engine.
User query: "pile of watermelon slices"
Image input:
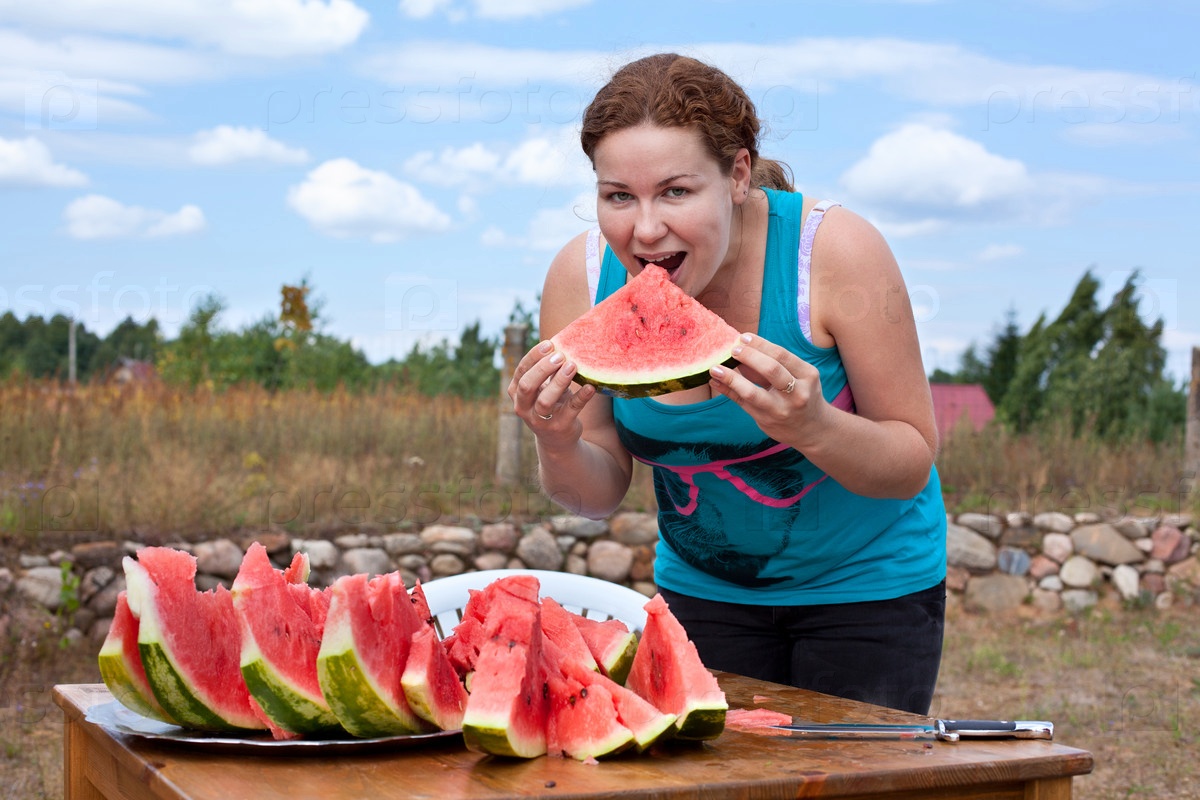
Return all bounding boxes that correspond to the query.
[98,545,727,761]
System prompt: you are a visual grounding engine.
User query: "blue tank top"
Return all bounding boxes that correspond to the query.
[594,188,947,605]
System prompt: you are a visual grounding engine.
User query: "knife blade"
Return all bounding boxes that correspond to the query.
[770,719,1053,742]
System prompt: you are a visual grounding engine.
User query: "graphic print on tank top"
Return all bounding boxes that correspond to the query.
[615,384,855,589]
[615,424,829,589]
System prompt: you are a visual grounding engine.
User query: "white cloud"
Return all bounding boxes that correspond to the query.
[398,0,591,19]
[189,126,310,166]
[978,243,1025,261]
[64,194,206,239]
[398,0,456,18]
[472,0,592,19]
[287,158,452,243]
[482,191,595,251]
[403,143,502,188]
[841,124,1034,224]
[404,131,591,192]
[0,136,88,187]
[0,1,369,57]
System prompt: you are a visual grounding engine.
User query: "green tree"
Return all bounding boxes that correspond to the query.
[157,294,224,386]
[995,270,1183,441]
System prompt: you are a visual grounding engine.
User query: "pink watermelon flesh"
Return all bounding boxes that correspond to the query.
[542,636,634,760]
[625,593,726,740]
[401,625,469,730]
[131,547,267,732]
[540,597,599,672]
[547,634,676,753]
[551,264,740,398]
[232,543,338,737]
[98,591,175,723]
[409,580,433,627]
[444,574,542,679]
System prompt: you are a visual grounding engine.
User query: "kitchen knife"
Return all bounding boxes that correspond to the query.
[770,719,1053,742]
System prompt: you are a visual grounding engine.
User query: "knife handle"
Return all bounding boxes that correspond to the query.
[939,720,1053,740]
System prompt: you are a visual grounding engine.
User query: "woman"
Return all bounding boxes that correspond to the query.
[508,53,947,714]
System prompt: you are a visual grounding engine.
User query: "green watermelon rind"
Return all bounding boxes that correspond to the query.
[576,356,738,399]
[138,642,259,732]
[597,633,638,686]
[317,646,429,738]
[461,714,547,759]
[673,701,727,741]
[97,645,176,724]
[240,656,342,735]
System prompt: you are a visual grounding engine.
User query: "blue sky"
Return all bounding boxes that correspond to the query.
[1,0,1196,382]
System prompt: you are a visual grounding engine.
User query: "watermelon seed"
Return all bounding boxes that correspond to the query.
[579,687,588,698]
[546,780,558,787]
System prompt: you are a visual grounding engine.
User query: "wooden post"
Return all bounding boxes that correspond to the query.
[1186,346,1200,492]
[495,323,529,486]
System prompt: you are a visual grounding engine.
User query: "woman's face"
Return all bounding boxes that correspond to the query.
[593,124,749,298]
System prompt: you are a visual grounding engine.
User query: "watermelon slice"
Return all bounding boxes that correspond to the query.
[625,593,727,740]
[317,572,433,737]
[539,597,598,673]
[97,591,176,724]
[460,579,549,758]
[232,543,340,737]
[546,633,676,754]
[124,548,267,732]
[569,613,638,685]
[401,625,469,731]
[552,264,740,398]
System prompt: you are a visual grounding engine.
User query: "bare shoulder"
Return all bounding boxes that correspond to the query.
[541,230,596,339]
[811,205,898,281]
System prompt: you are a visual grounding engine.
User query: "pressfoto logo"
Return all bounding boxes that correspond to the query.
[384,275,459,333]
[981,77,1195,131]
[25,72,98,131]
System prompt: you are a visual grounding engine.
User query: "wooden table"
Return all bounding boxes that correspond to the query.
[55,676,1092,800]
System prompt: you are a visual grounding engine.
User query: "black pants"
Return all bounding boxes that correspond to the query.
[658,581,945,715]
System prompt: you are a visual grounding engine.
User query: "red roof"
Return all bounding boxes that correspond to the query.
[929,383,994,438]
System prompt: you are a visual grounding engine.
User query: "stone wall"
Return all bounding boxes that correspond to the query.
[3,509,1197,646]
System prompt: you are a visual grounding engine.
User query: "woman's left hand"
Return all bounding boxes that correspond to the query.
[709,333,831,448]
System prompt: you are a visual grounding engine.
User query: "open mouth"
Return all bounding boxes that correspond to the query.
[638,252,685,276]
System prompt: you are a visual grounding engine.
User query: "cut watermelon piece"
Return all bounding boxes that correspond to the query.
[401,625,468,730]
[460,583,548,758]
[539,597,598,673]
[97,591,176,724]
[232,543,340,737]
[542,636,635,760]
[552,264,740,398]
[124,548,267,732]
[625,593,727,741]
[547,634,676,754]
[317,572,433,737]
[570,613,638,685]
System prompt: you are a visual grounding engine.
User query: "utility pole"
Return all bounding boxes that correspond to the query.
[68,317,77,385]
[495,324,529,486]
[1186,346,1200,494]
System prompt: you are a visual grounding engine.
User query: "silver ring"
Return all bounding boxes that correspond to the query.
[782,376,796,394]
[537,412,554,421]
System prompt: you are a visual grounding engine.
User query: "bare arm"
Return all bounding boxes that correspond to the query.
[710,208,938,499]
[506,232,634,518]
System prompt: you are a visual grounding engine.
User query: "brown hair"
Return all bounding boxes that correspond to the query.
[580,53,794,191]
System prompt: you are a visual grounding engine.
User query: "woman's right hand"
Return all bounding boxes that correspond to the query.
[507,340,597,449]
